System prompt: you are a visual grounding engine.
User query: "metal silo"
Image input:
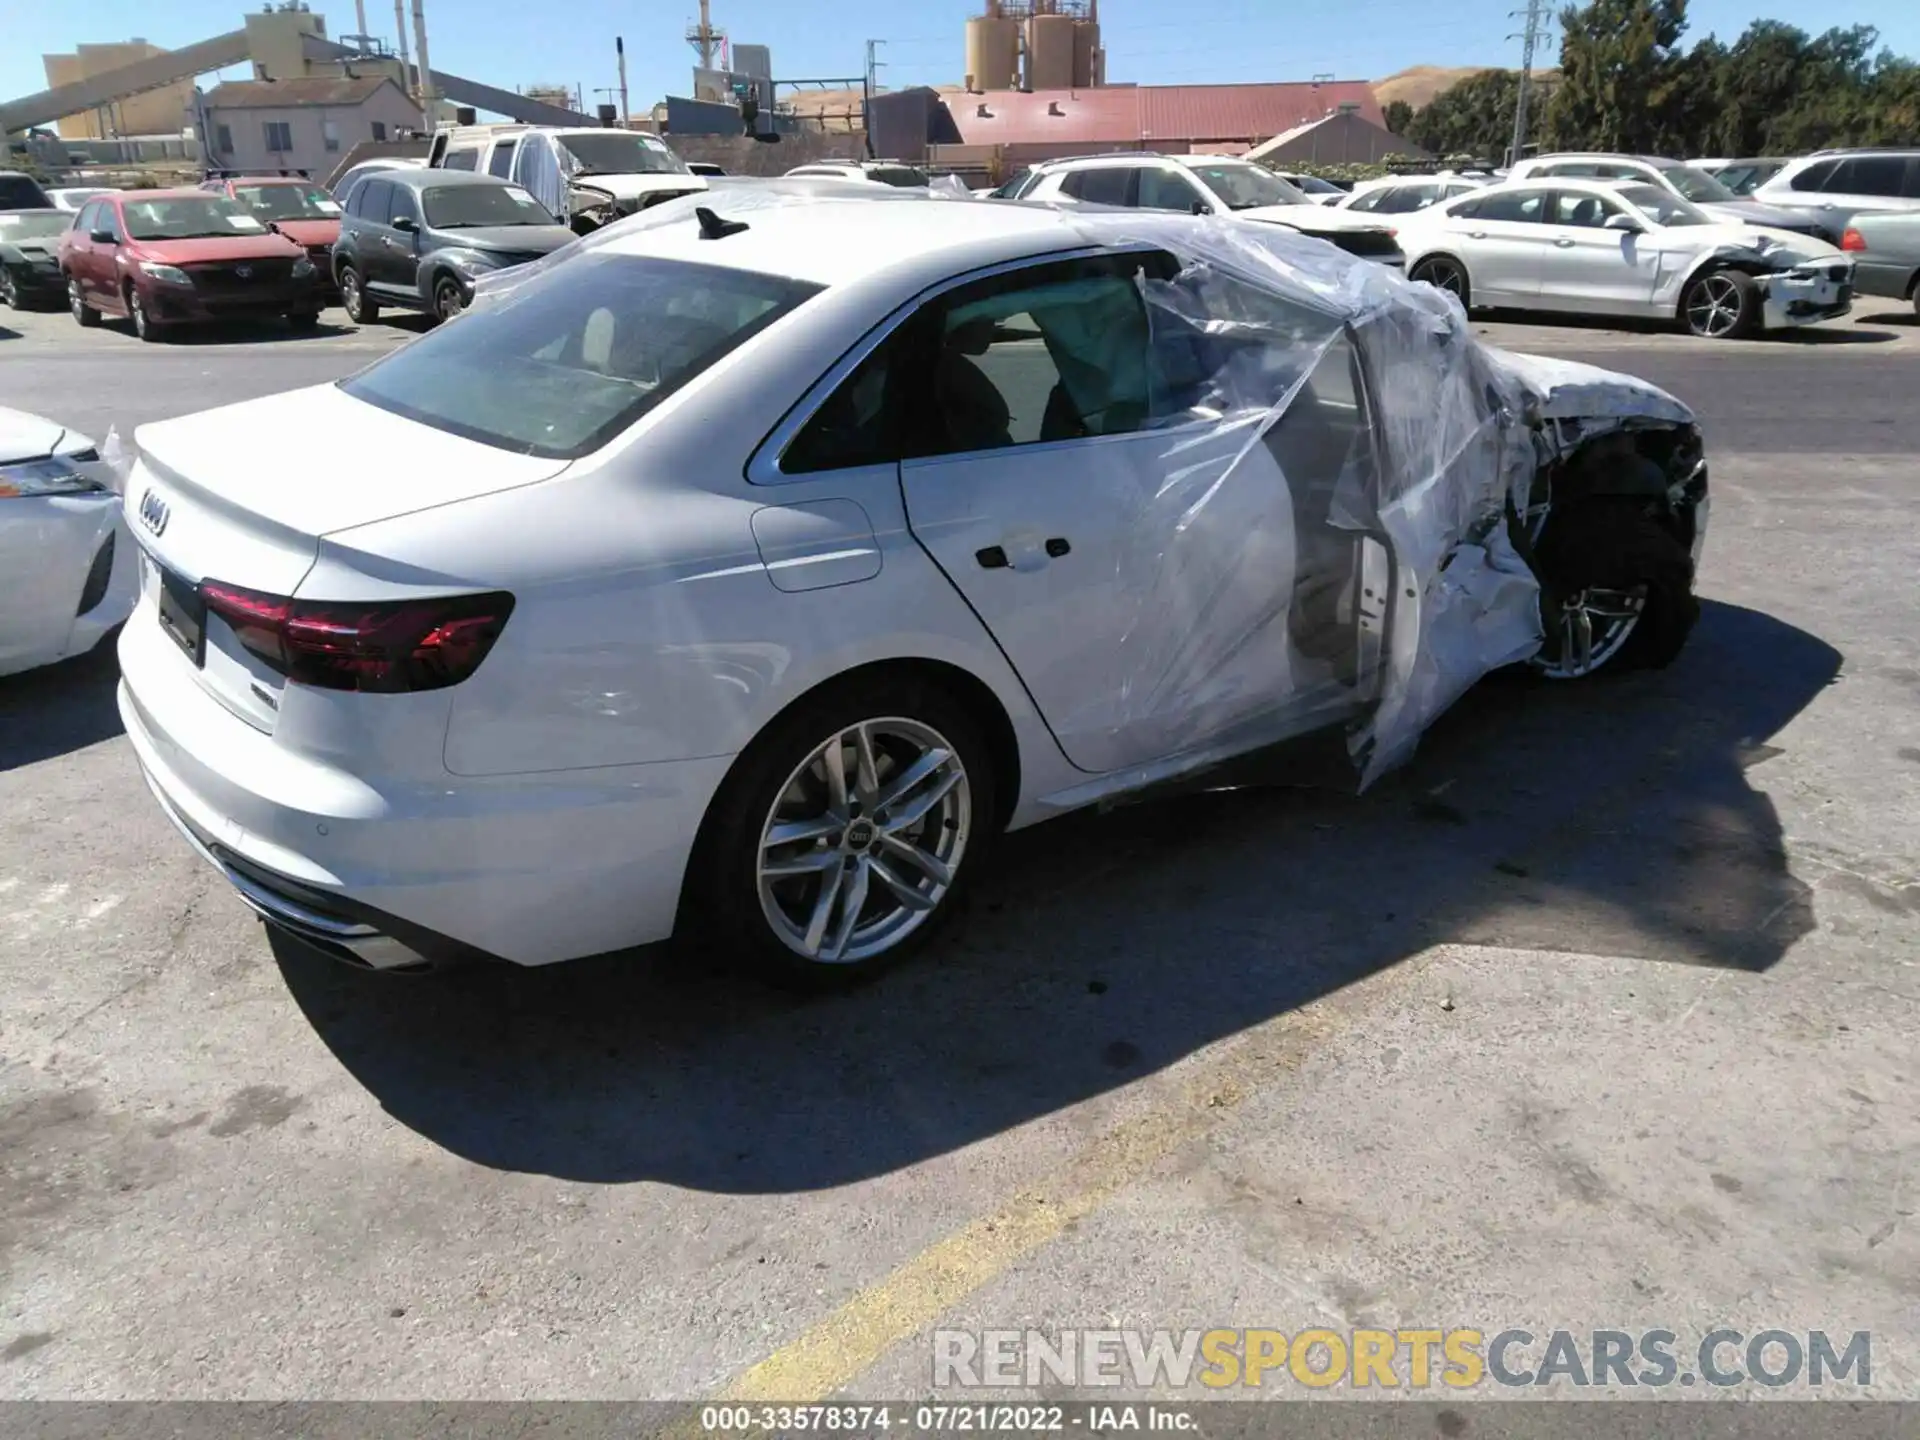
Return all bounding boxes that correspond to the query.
[1071,19,1099,88]
[1025,13,1076,91]
[965,15,1021,91]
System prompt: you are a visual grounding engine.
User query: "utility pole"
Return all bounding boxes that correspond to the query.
[1507,0,1550,167]
[865,39,886,98]
[864,39,885,158]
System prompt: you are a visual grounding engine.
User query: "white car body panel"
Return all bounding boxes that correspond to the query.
[0,408,135,678]
[118,196,1703,968]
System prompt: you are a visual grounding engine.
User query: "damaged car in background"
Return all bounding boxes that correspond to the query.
[426,124,708,233]
[1398,178,1853,338]
[113,190,1706,985]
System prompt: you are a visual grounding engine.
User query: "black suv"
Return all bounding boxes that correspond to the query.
[332,169,574,324]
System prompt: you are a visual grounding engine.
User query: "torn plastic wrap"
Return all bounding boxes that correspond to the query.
[1019,210,1546,800]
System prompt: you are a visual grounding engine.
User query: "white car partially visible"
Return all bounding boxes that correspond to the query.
[1397,178,1854,338]
[0,408,135,677]
[1335,175,1487,215]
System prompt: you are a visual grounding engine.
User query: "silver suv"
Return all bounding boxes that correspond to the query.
[1015,153,1404,268]
[1752,150,1920,227]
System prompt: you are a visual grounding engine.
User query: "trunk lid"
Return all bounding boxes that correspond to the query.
[127,384,569,732]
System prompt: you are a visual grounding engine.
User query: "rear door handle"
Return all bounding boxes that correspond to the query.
[1554,237,1576,247]
[1467,230,1487,239]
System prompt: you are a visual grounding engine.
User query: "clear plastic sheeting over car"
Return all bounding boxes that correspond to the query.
[472,191,1696,791]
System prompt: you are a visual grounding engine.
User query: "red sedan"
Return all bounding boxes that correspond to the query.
[203,175,343,301]
[57,188,320,341]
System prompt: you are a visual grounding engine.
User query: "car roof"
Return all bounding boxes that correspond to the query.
[383,169,518,191]
[588,192,1173,289]
[1,207,64,216]
[107,188,219,201]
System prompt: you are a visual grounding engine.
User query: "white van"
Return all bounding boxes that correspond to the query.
[427,124,707,231]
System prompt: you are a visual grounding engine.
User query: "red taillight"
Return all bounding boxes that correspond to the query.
[200,581,514,693]
[1840,227,1867,252]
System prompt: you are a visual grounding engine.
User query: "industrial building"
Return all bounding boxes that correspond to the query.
[201,74,422,177]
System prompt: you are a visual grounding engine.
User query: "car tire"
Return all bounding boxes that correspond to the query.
[0,270,17,308]
[68,277,99,327]
[684,674,998,989]
[1681,268,1757,339]
[1409,255,1471,309]
[1528,499,1698,680]
[339,266,378,324]
[286,311,320,330]
[127,287,161,343]
[431,275,466,322]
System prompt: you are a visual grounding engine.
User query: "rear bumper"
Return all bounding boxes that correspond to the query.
[116,609,734,967]
[1850,258,1914,302]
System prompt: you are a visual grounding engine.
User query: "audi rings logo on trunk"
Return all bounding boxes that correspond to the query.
[137,489,169,536]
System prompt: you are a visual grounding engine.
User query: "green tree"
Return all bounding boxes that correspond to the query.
[1382,99,1415,135]
[1545,0,1692,151]
[1402,69,1528,158]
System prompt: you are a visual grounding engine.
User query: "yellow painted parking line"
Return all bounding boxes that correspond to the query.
[714,1003,1353,1404]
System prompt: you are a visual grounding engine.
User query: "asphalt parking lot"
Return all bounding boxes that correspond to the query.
[2,296,1917,1403]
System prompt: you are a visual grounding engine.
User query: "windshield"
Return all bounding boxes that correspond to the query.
[1183,163,1306,210]
[0,175,53,208]
[0,211,69,240]
[423,183,556,229]
[1293,175,1343,194]
[1656,163,1736,204]
[121,195,268,240]
[1616,183,1709,227]
[233,182,341,220]
[557,132,690,177]
[867,166,929,188]
[1715,161,1784,196]
[340,254,821,458]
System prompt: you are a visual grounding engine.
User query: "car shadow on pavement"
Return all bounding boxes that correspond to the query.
[1855,308,1917,329]
[109,318,358,346]
[275,599,1842,1193]
[0,638,123,770]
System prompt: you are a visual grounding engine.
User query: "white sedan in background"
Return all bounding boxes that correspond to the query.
[1335,174,1488,215]
[0,408,135,677]
[1397,178,1854,338]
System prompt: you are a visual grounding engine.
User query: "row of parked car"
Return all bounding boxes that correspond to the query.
[982,146,1920,337]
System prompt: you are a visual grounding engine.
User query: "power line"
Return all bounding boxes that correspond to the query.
[1508,0,1553,165]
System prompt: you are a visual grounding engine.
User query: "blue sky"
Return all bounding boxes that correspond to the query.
[10,0,1918,118]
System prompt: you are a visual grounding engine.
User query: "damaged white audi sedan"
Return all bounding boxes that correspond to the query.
[116,190,1709,981]
[1399,177,1853,339]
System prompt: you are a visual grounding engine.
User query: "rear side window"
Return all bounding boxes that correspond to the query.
[1829,156,1910,197]
[1472,189,1546,223]
[487,141,517,178]
[1787,159,1838,192]
[75,201,102,233]
[1138,167,1205,212]
[340,255,822,458]
[1060,167,1135,206]
[441,148,480,172]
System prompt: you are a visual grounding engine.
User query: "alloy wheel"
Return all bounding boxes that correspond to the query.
[1416,259,1465,299]
[68,279,88,324]
[0,271,16,308]
[1686,275,1743,338]
[1534,586,1647,679]
[341,270,363,321]
[755,717,972,964]
[434,279,465,321]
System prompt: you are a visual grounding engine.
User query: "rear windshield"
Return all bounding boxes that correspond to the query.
[0,174,52,208]
[339,255,822,458]
[122,195,268,240]
[234,182,341,220]
[422,182,555,228]
[868,166,929,187]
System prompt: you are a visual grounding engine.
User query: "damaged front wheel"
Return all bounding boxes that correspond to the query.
[1681,269,1758,340]
[1529,501,1698,681]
